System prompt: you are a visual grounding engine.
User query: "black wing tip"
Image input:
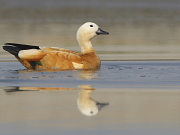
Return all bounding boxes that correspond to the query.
[3,45,20,57]
[4,43,29,46]
[4,43,17,45]
[3,43,40,50]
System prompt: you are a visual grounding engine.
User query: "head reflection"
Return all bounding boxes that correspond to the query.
[77,85,109,116]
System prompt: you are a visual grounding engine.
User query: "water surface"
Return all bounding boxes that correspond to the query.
[0,0,180,134]
[0,61,180,135]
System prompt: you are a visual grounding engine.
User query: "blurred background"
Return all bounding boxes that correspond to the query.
[0,0,180,60]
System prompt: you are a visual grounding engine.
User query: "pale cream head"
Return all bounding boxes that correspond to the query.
[76,22,109,54]
[76,22,99,41]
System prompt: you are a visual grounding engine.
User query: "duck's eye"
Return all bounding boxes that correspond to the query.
[90,25,93,27]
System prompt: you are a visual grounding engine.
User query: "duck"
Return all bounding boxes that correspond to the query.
[3,22,109,70]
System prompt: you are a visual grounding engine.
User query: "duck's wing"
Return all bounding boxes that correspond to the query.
[40,47,83,69]
[41,47,83,63]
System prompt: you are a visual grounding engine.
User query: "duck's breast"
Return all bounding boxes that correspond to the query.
[81,52,101,69]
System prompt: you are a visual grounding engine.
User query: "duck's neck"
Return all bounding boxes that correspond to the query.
[78,38,95,54]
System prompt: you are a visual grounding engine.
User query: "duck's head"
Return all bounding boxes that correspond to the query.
[76,22,109,41]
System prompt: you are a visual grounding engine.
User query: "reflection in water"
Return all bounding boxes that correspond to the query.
[4,86,77,92]
[77,85,109,116]
[76,69,99,80]
[3,85,109,117]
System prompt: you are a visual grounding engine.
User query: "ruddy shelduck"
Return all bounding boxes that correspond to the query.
[3,22,109,70]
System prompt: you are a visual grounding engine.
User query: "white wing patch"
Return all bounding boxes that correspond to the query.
[72,62,83,69]
[18,49,46,61]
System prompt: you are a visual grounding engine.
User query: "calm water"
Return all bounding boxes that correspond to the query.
[0,0,180,135]
[0,61,180,135]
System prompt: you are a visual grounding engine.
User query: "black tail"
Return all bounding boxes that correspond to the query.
[3,43,40,57]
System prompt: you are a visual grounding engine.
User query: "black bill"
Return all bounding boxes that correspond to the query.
[96,28,109,35]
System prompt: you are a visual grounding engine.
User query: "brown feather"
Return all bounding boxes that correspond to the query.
[18,47,101,69]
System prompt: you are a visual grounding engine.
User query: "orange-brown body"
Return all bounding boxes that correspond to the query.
[16,47,100,70]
